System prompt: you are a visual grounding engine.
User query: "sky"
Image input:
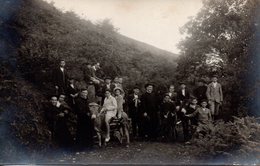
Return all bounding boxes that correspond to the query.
[44,0,202,54]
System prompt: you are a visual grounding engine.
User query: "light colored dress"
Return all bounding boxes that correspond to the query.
[103,95,117,120]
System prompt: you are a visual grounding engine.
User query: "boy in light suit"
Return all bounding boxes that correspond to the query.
[206,75,223,120]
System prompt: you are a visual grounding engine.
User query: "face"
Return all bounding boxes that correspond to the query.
[115,89,121,96]
[58,95,66,102]
[180,84,186,89]
[201,102,207,107]
[105,79,111,84]
[114,77,119,83]
[212,77,217,82]
[80,91,88,99]
[133,88,140,94]
[118,78,123,84]
[169,85,175,92]
[164,96,170,102]
[191,99,198,105]
[89,105,99,113]
[146,85,153,93]
[51,97,58,106]
[60,61,65,67]
[105,91,111,97]
[87,64,92,68]
[197,81,203,86]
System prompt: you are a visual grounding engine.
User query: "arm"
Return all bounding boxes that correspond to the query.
[206,84,211,101]
[208,109,212,122]
[186,108,198,117]
[219,84,223,102]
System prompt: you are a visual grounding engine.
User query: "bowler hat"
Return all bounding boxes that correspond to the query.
[144,83,154,88]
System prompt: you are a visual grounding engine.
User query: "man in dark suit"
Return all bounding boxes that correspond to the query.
[53,60,68,95]
[100,77,115,104]
[127,86,141,138]
[193,79,208,104]
[140,83,159,140]
[176,82,191,142]
[177,82,190,107]
[206,75,223,120]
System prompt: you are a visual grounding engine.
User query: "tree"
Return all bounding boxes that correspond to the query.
[176,0,259,116]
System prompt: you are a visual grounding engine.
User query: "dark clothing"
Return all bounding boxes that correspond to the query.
[193,85,208,103]
[75,97,94,147]
[182,104,199,141]
[177,89,191,106]
[45,104,72,147]
[127,93,142,137]
[160,101,177,141]
[140,92,159,139]
[166,92,178,103]
[53,67,68,95]
[66,84,78,107]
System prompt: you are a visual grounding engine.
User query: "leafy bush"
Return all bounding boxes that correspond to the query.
[188,116,260,163]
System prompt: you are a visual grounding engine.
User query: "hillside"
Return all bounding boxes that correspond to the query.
[15,0,178,91]
[0,0,178,155]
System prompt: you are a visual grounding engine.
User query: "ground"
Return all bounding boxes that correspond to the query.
[44,141,196,165]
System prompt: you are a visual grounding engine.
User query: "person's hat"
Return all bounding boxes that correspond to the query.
[81,89,88,93]
[179,81,186,85]
[104,76,112,80]
[114,87,123,93]
[190,96,197,100]
[133,86,140,90]
[144,83,154,88]
[89,102,100,107]
[201,99,208,103]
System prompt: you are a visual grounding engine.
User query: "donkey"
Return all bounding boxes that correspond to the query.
[88,102,130,147]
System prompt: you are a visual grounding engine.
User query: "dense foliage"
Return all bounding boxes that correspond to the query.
[15,0,177,92]
[176,0,260,117]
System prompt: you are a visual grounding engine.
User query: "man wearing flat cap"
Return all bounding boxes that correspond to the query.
[140,83,159,140]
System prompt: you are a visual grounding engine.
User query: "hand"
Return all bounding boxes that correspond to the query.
[64,110,69,114]
[91,114,96,119]
[164,115,168,119]
[181,108,186,114]
[176,106,180,111]
[144,112,147,117]
[55,86,59,89]
[58,113,64,117]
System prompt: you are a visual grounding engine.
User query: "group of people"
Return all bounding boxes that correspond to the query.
[45,59,224,149]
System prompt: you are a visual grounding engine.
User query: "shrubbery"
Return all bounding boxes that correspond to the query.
[188,116,260,163]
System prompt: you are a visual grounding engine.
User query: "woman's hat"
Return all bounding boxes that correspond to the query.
[114,87,123,93]
[89,102,100,107]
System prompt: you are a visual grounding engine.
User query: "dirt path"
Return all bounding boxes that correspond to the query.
[44,141,197,164]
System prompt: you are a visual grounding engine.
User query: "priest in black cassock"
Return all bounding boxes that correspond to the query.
[140,83,160,140]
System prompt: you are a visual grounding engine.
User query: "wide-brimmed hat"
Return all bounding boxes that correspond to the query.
[114,87,123,93]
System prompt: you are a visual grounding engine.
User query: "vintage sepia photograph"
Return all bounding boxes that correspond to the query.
[0,0,259,165]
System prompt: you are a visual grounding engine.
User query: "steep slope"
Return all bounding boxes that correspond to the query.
[15,0,178,91]
[0,0,178,154]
